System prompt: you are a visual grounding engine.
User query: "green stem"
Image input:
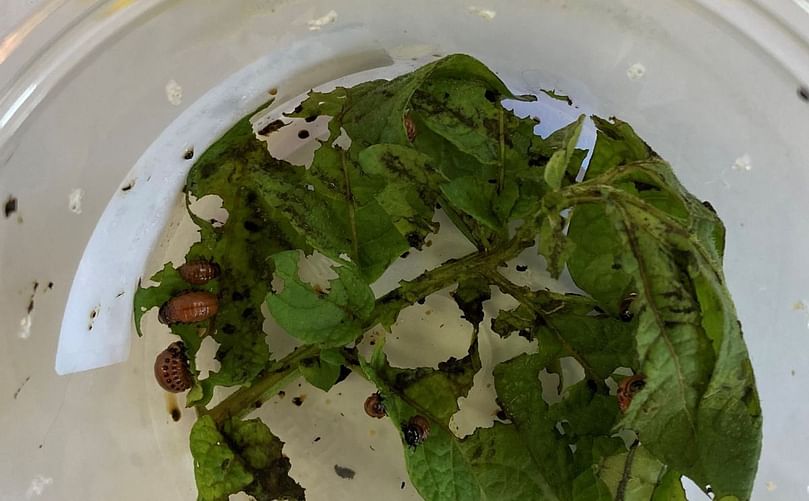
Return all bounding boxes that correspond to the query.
[208,346,316,424]
[209,233,534,422]
[484,270,607,390]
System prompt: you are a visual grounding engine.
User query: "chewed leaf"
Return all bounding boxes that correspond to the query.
[266,250,374,348]
[133,263,195,337]
[544,115,585,190]
[190,416,304,501]
[300,348,346,391]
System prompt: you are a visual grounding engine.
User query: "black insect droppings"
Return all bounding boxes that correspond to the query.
[484,89,498,103]
[799,86,809,102]
[334,465,356,479]
[515,264,528,272]
[221,324,236,334]
[13,376,30,399]
[278,390,286,398]
[4,196,17,218]
[121,180,135,192]
[313,436,321,442]
[269,87,278,96]
[417,298,426,305]
[183,147,195,160]
[254,401,263,408]
[496,409,508,421]
[401,481,406,490]
[297,130,310,140]
[400,251,410,259]
[170,408,182,422]
[47,282,54,290]
[292,396,305,406]
[335,365,352,384]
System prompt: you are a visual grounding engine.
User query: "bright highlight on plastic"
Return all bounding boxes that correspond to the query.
[308,10,338,30]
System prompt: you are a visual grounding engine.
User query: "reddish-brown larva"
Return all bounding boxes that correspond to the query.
[178,260,220,285]
[617,374,646,413]
[404,114,416,142]
[364,393,387,418]
[158,291,219,325]
[154,341,192,393]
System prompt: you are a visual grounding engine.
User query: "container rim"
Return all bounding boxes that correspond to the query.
[1,0,808,153]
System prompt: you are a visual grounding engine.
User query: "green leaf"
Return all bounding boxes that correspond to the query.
[651,470,686,501]
[544,115,585,190]
[357,144,444,247]
[220,417,305,501]
[440,176,503,232]
[266,250,374,347]
[190,416,253,501]
[190,416,304,501]
[300,348,346,391]
[597,445,666,501]
[586,116,653,178]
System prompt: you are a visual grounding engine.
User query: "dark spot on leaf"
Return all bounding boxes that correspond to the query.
[334,465,356,479]
[221,458,230,470]
[799,86,809,102]
[199,162,215,179]
[406,232,423,248]
[335,365,352,384]
[245,190,258,205]
[254,400,263,408]
[496,409,508,421]
[702,200,717,214]
[586,379,598,393]
[292,396,305,406]
[611,262,622,270]
[484,89,498,102]
[222,324,236,334]
[633,181,658,192]
[243,220,261,232]
[297,130,310,139]
[258,119,287,136]
[231,291,245,301]
[471,445,483,460]
[4,196,17,218]
[515,265,528,272]
[241,307,256,319]
[487,178,497,184]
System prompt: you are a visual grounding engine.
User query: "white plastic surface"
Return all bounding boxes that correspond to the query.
[2,1,809,500]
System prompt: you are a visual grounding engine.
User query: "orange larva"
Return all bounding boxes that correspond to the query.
[178,260,220,285]
[154,341,192,393]
[404,114,416,142]
[364,393,386,418]
[617,374,646,413]
[158,291,219,325]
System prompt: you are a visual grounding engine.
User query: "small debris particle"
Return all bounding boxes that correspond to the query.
[183,147,195,160]
[516,264,528,272]
[4,196,17,217]
[254,401,263,408]
[425,309,432,316]
[626,62,647,80]
[401,481,406,489]
[269,87,279,96]
[68,188,84,214]
[400,251,410,259]
[165,79,183,106]
[417,298,426,305]
[278,390,286,398]
[292,395,306,406]
[313,436,321,443]
[334,465,356,479]
[766,480,777,492]
[425,239,433,247]
[793,300,806,311]
[47,282,54,290]
[732,154,753,172]
[799,86,809,102]
[791,370,796,376]
[13,376,31,399]
[308,10,338,30]
[468,6,496,20]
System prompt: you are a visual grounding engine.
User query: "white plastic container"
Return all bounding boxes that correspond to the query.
[2,1,809,499]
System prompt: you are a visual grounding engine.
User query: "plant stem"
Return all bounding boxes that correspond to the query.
[207,345,316,424]
[209,233,534,422]
[485,270,607,390]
